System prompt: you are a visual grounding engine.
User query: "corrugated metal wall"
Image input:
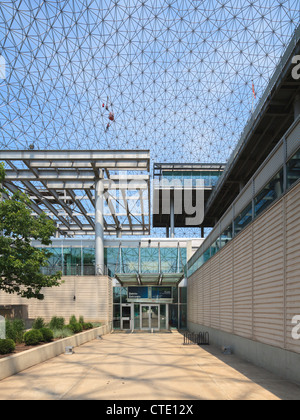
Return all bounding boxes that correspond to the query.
[0,276,112,323]
[187,181,300,354]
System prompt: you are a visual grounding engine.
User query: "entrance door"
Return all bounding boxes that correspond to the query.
[121,304,132,330]
[141,305,160,330]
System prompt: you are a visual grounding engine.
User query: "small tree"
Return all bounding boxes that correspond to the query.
[0,163,62,300]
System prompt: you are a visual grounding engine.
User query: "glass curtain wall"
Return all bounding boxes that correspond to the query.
[113,286,187,330]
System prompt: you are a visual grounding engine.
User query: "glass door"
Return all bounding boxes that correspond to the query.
[121,304,132,330]
[141,305,160,330]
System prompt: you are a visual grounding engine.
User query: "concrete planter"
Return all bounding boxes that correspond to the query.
[0,324,112,381]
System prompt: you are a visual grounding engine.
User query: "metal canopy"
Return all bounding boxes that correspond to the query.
[114,272,184,287]
[0,149,151,237]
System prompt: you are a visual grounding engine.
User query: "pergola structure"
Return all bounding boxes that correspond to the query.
[0,149,151,275]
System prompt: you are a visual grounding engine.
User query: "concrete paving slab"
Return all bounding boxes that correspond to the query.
[0,330,299,400]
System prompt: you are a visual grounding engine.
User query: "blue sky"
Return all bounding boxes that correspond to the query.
[0,0,299,162]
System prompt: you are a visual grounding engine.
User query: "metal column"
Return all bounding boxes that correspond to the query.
[95,176,105,275]
[170,191,175,238]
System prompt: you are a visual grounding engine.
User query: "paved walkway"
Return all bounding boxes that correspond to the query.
[0,330,300,400]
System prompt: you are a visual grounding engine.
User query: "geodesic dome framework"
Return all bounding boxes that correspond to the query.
[0,1,299,237]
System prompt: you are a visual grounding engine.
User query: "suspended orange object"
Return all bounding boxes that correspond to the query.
[102,103,105,107]
[108,112,114,121]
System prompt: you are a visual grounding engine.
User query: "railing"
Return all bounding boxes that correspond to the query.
[183,331,209,346]
[114,262,185,275]
[41,264,112,276]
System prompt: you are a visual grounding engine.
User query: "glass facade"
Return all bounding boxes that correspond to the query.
[287,148,300,189]
[187,146,300,278]
[113,286,187,330]
[254,170,284,218]
[161,170,223,187]
[234,202,253,236]
[41,245,187,277]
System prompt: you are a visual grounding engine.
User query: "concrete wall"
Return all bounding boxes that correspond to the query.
[0,276,113,324]
[187,181,300,382]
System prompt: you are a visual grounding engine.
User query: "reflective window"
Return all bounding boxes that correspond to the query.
[287,148,300,189]
[105,248,119,276]
[234,202,253,236]
[140,247,159,273]
[63,247,81,275]
[210,238,220,256]
[203,247,211,263]
[169,304,178,328]
[121,287,128,303]
[254,169,283,218]
[113,305,121,329]
[179,287,187,304]
[160,304,167,330]
[172,287,178,303]
[179,305,187,329]
[160,248,178,273]
[41,247,62,275]
[120,248,139,273]
[113,287,121,304]
[134,304,140,329]
[162,170,222,187]
[83,247,95,275]
[220,224,233,249]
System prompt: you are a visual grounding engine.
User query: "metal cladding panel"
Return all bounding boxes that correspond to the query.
[187,182,300,355]
[253,202,285,348]
[219,245,234,333]
[254,144,284,194]
[234,183,253,216]
[203,261,211,327]
[287,121,300,159]
[285,184,300,353]
[210,253,220,329]
[233,227,253,339]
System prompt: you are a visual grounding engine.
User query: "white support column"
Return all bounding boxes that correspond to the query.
[170,191,175,238]
[95,175,105,275]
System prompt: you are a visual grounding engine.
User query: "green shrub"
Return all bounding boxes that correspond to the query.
[5,319,25,344]
[69,315,77,326]
[49,316,65,330]
[82,322,93,330]
[0,339,16,355]
[39,328,54,343]
[52,328,73,339]
[32,317,46,330]
[79,316,84,325]
[67,322,82,334]
[24,329,43,346]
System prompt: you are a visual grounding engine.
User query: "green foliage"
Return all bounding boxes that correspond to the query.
[0,164,62,300]
[0,339,15,355]
[69,315,77,325]
[67,322,83,334]
[49,316,65,330]
[24,329,43,346]
[5,319,25,344]
[82,323,93,330]
[32,317,46,330]
[52,328,73,339]
[39,328,54,343]
[79,316,84,324]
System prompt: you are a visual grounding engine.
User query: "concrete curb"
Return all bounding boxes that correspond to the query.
[0,324,112,381]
